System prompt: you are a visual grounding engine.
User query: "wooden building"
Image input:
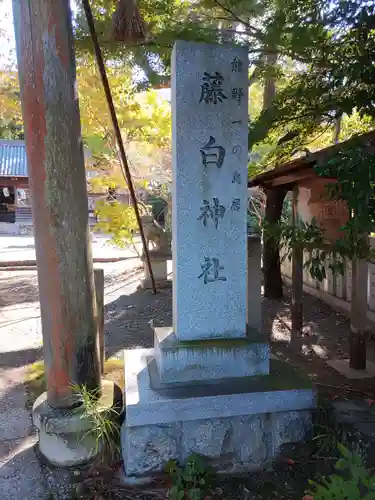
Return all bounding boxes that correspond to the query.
[0,139,158,234]
[250,130,375,372]
[0,139,31,233]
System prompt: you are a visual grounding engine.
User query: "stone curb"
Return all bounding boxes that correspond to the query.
[0,255,138,269]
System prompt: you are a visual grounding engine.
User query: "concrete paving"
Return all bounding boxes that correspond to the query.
[0,365,47,500]
[0,233,140,264]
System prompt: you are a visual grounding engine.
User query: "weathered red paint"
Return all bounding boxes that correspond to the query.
[14,0,100,408]
[47,1,69,70]
[18,0,71,405]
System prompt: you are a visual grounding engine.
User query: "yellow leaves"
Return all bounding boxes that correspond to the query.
[0,70,22,125]
[95,200,138,248]
[89,175,113,194]
[339,111,374,141]
[132,89,171,148]
[75,58,171,185]
[76,58,171,154]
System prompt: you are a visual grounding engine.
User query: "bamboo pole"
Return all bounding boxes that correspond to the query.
[81,0,157,294]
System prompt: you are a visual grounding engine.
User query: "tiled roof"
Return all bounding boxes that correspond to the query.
[0,140,28,177]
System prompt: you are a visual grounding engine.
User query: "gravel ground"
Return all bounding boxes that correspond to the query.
[1,263,375,499]
[263,287,375,399]
[0,260,145,500]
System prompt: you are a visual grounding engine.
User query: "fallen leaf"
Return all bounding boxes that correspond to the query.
[365,399,374,407]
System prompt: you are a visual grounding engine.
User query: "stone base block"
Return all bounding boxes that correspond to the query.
[326,359,375,379]
[33,380,122,467]
[121,349,316,476]
[140,278,172,289]
[154,326,269,383]
[122,411,312,476]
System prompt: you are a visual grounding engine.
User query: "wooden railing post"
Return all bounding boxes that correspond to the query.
[350,255,369,370]
[94,269,105,375]
[291,186,303,334]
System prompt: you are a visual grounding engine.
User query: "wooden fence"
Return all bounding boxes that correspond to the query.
[281,238,375,327]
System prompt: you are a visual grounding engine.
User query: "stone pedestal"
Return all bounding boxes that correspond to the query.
[33,380,122,467]
[141,251,171,289]
[121,349,315,476]
[154,326,269,384]
[121,317,315,477]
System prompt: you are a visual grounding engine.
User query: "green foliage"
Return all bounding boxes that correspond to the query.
[71,384,121,460]
[75,0,300,91]
[74,0,221,88]
[165,454,213,500]
[313,407,348,457]
[94,200,138,248]
[248,0,375,166]
[77,56,171,174]
[263,217,344,282]
[340,112,375,142]
[306,444,375,500]
[315,138,375,240]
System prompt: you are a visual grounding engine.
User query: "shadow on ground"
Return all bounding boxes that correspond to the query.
[2,275,375,498]
[0,275,39,306]
[264,286,375,399]
[103,280,375,399]
[0,346,43,370]
[104,287,172,358]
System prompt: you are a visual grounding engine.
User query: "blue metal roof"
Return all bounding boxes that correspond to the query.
[0,140,28,177]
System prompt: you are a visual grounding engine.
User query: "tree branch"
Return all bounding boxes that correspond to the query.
[210,0,263,38]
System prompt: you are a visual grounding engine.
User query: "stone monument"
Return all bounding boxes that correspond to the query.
[121,41,315,476]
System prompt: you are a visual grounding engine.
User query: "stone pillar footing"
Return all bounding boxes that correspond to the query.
[33,380,122,467]
[140,252,171,289]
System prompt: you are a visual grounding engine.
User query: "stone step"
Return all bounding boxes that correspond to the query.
[154,326,269,384]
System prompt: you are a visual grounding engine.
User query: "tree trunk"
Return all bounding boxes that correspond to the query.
[263,187,288,299]
[333,115,342,144]
[262,52,277,110]
[13,0,100,408]
[350,333,367,370]
[220,21,239,43]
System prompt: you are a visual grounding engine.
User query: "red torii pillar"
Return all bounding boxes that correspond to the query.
[12,1,100,408]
